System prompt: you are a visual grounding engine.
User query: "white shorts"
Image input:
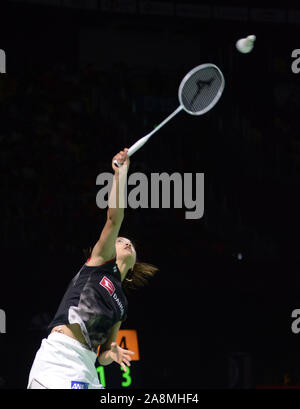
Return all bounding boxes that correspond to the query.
[27,332,104,389]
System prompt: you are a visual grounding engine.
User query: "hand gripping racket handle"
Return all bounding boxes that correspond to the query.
[113,135,151,167]
[113,106,183,167]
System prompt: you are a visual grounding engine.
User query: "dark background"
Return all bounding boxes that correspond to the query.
[1,0,300,389]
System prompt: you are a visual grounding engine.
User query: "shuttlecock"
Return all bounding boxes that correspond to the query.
[236,35,256,54]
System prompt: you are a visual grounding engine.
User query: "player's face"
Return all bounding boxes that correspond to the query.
[115,237,136,267]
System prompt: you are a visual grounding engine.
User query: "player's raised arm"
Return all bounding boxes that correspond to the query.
[86,149,130,266]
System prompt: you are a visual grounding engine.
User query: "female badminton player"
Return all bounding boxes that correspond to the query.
[27,148,158,389]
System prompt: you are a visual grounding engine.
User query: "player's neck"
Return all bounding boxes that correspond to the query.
[116,260,130,281]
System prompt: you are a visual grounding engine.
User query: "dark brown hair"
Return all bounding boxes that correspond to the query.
[123,261,158,293]
[83,244,158,293]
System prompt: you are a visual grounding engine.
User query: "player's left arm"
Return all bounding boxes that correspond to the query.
[98,321,134,371]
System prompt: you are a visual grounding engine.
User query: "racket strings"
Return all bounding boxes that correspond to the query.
[181,66,223,114]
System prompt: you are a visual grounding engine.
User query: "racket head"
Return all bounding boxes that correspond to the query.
[178,63,225,116]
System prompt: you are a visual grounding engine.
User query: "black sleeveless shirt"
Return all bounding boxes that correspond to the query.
[48,258,128,353]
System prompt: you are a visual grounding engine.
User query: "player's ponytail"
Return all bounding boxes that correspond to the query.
[123,261,158,292]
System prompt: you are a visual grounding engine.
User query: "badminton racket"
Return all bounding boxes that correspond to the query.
[114,63,225,167]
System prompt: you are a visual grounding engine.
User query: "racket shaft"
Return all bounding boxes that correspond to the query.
[128,106,182,157]
[114,106,182,166]
[128,135,151,157]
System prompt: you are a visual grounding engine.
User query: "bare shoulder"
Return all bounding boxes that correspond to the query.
[85,255,115,267]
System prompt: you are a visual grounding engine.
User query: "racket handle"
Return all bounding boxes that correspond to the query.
[113,106,182,167]
[113,135,151,167]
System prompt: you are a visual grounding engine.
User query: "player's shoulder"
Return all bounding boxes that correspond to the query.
[84,256,116,267]
[83,257,119,279]
[85,256,116,268]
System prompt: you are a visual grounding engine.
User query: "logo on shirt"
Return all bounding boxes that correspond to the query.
[113,293,125,318]
[100,276,115,296]
[71,381,89,389]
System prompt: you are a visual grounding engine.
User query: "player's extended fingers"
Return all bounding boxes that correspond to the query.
[124,352,133,360]
[123,353,132,362]
[123,358,131,367]
[120,362,127,372]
